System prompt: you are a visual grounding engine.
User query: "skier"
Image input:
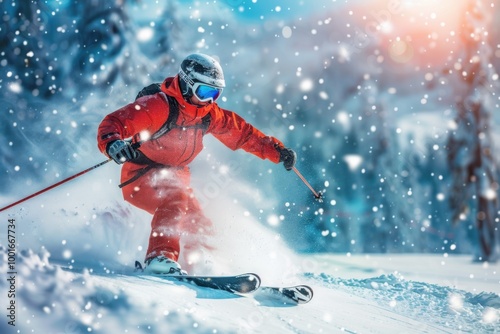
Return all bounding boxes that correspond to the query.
[97,53,296,275]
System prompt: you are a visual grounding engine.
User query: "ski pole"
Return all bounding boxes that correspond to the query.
[291,166,323,202]
[0,158,112,213]
[0,141,144,213]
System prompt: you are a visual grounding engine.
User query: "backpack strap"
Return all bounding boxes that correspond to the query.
[151,94,180,139]
[134,83,211,137]
[135,83,180,139]
[200,113,212,133]
[119,83,211,188]
[152,94,211,135]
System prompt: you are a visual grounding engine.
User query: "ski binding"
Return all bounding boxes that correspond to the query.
[134,260,260,294]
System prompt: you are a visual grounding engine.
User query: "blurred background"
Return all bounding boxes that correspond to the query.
[1,0,499,263]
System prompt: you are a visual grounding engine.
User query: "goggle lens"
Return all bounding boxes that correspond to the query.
[195,84,222,102]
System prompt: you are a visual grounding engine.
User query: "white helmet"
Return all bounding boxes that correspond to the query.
[178,53,225,102]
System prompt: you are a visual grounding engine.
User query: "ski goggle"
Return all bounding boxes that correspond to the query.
[191,82,223,103]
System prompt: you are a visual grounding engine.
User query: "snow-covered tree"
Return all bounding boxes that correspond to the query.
[0,0,180,192]
[357,79,418,253]
[447,0,499,262]
[0,1,60,99]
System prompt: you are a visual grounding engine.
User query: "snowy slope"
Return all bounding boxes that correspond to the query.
[0,171,498,333]
[1,245,499,334]
[1,171,498,333]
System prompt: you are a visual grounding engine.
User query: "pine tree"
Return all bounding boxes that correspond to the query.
[0,1,59,98]
[447,0,499,262]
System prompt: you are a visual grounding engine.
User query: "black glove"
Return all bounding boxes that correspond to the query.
[106,140,138,164]
[277,146,297,171]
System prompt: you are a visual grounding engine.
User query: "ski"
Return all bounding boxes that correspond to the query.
[134,261,261,294]
[255,285,314,305]
[134,261,312,303]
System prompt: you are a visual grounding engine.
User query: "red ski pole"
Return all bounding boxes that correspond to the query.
[0,158,112,213]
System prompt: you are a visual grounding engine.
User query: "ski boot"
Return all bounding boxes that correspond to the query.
[144,256,187,275]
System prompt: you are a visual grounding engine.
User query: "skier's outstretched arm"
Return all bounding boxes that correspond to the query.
[208,107,296,169]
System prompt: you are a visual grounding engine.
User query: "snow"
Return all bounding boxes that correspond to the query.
[2,0,499,257]
[1,0,500,332]
[1,167,498,333]
[1,243,499,333]
[1,180,500,333]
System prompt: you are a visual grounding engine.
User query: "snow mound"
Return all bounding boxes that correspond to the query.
[2,246,499,333]
[307,272,500,332]
[0,246,216,334]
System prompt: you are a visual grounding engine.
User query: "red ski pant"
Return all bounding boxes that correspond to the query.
[120,164,213,262]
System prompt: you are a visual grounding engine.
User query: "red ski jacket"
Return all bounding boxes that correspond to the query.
[97,76,283,170]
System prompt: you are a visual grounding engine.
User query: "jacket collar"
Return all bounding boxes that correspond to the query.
[161,75,212,119]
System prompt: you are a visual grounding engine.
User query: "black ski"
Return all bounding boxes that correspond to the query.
[134,261,261,294]
[134,261,313,303]
[255,285,314,305]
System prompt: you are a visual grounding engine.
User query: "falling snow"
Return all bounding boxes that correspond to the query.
[0,0,499,332]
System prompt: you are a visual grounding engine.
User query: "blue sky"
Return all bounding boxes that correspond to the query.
[176,0,346,21]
